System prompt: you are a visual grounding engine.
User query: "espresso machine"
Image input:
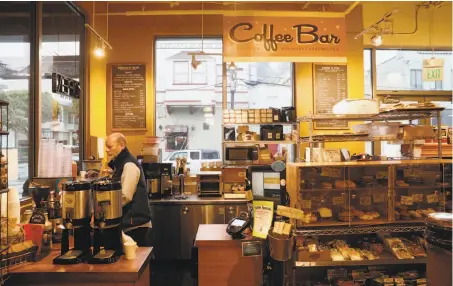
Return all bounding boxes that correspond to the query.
[142,163,173,199]
[89,179,123,264]
[53,181,92,264]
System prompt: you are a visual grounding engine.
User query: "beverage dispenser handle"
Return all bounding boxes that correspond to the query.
[61,228,69,255]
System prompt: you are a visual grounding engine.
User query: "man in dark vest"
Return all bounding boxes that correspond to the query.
[106,133,153,246]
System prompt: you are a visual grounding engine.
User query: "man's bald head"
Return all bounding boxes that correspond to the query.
[105,133,127,159]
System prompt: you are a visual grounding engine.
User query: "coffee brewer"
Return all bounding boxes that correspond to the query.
[54,181,92,264]
[142,163,172,199]
[89,180,123,264]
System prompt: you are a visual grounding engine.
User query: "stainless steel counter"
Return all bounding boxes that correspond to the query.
[149,194,247,205]
[149,194,248,260]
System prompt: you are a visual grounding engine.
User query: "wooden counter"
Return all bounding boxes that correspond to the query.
[195,224,263,286]
[7,247,153,286]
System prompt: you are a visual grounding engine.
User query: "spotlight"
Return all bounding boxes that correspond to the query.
[371,35,383,47]
[93,42,105,58]
[191,55,201,70]
[228,62,237,70]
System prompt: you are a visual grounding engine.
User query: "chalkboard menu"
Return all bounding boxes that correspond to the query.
[313,64,348,129]
[111,64,146,130]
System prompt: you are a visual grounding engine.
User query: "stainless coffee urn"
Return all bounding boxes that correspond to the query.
[89,179,123,264]
[53,181,92,264]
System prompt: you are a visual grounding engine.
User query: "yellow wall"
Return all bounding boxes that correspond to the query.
[79,2,451,157]
[296,5,365,155]
[362,1,452,48]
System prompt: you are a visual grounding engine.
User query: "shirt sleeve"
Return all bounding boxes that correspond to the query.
[121,162,140,206]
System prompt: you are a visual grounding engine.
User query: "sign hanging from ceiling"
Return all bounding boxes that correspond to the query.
[423,58,444,82]
[223,16,347,62]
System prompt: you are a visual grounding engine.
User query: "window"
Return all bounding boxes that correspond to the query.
[168,151,188,161]
[201,150,219,160]
[226,62,293,110]
[155,39,223,161]
[41,2,83,165]
[173,61,189,84]
[435,81,443,90]
[190,151,200,160]
[164,127,189,151]
[410,69,422,89]
[191,61,207,84]
[0,2,32,196]
[364,49,372,99]
[376,50,452,91]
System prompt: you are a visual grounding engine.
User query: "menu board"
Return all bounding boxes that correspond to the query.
[111,64,146,130]
[313,64,348,129]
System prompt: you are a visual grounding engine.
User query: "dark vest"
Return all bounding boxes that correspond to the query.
[110,148,151,230]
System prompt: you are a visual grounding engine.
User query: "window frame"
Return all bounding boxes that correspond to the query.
[19,1,86,202]
[365,47,452,156]
[371,47,452,97]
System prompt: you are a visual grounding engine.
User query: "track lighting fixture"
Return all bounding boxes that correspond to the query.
[371,34,383,46]
[228,62,237,70]
[191,54,201,70]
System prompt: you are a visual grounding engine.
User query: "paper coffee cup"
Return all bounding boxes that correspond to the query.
[124,241,137,260]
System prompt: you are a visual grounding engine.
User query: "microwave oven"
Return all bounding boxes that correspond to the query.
[224,144,259,165]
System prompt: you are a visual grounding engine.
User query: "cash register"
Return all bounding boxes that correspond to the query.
[226,212,250,239]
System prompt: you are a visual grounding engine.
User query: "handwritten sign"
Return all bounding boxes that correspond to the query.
[401,196,414,205]
[300,200,312,209]
[313,64,348,129]
[360,196,371,206]
[427,194,439,203]
[111,64,147,130]
[412,194,423,203]
[373,193,386,203]
[223,16,346,62]
[333,196,345,205]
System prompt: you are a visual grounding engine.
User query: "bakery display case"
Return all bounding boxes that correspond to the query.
[393,161,452,222]
[296,163,388,227]
[286,159,451,286]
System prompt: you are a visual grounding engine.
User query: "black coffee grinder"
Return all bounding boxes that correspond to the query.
[88,180,123,264]
[54,181,92,264]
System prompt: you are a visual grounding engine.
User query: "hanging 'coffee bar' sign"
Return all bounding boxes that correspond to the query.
[223,16,346,62]
[110,64,147,131]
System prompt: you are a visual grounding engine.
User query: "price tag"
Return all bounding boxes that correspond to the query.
[300,200,312,209]
[373,193,386,203]
[427,194,439,203]
[333,196,345,205]
[330,168,341,178]
[327,268,348,280]
[412,194,423,203]
[401,195,414,205]
[417,278,427,284]
[376,171,388,180]
[321,168,330,176]
[360,196,371,205]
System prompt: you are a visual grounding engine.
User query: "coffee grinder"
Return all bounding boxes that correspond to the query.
[143,163,173,199]
[54,181,92,264]
[89,179,123,264]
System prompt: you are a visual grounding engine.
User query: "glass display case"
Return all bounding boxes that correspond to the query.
[287,159,452,230]
[393,161,452,222]
[297,164,389,227]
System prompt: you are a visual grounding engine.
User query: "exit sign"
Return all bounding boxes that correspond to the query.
[423,58,444,82]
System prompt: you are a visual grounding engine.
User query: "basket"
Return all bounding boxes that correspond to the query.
[268,228,294,261]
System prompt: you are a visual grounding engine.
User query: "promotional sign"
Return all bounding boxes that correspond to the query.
[423,58,444,82]
[223,16,346,62]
